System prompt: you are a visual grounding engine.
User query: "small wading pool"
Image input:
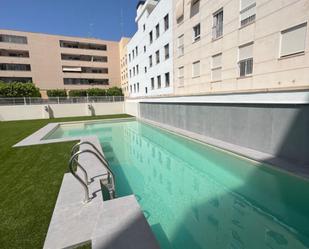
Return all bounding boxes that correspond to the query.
[45,119,309,249]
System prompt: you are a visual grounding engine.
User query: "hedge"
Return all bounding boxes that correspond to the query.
[0,82,123,98]
[46,89,67,97]
[68,90,87,97]
[106,87,123,96]
[0,82,41,97]
[69,87,123,97]
[87,88,106,96]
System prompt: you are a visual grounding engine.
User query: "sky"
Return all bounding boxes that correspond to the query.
[0,0,140,41]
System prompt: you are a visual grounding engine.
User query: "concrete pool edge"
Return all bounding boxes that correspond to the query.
[13,117,136,147]
[13,116,160,249]
[138,117,309,179]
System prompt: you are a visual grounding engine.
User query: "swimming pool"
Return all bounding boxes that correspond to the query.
[46,119,309,249]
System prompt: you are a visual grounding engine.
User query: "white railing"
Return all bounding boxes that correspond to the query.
[0,96,124,106]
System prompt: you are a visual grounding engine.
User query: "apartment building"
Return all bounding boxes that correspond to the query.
[0,29,126,96]
[173,0,309,95]
[119,37,130,96]
[127,0,173,97]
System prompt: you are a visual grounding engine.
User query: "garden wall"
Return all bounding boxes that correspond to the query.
[0,102,124,121]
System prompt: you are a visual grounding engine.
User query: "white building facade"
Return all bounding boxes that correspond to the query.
[127,0,174,98]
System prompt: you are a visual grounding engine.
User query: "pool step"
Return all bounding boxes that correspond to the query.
[100,178,115,201]
[43,137,159,249]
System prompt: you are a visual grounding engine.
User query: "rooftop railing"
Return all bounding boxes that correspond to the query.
[0,96,124,106]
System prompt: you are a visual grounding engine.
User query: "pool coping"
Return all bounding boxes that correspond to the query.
[13,116,160,249]
[13,117,136,147]
[137,117,309,179]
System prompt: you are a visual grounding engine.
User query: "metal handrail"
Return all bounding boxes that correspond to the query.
[69,152,91,203]
[71,141,109,166]
[69,149,116,203]
[71,141,112,182]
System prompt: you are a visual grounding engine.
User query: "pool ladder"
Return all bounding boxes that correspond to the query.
[69,141,116,203]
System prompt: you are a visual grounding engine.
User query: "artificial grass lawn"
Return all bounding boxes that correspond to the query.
[0,114,131,249]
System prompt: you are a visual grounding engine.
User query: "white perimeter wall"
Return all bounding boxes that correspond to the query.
[124,100,140,117]
[0,102,125,121]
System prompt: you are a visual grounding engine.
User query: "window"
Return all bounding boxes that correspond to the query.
[129,54,131,62]
[136,46,138,56]
[176,0,184,23]
[211,53,222,81]
[213,9,223,39]
[165,72,170,87]
[156,50,160,64]
[193,24,201,42]
[149,31,153,44]
[0,77,32,83]
[130,85,132,93]
[143,24,146,31]
[129,69,132,78]
[156,24,160,39]
[136,65,139,75]
[0,34,27,44]
[144,46,146,53]
[132,50,135,59]
[144,66,147,73]
[280,23,307,57]
[177,35,184,57]
[0,49,29,58]
[164,44,170,60]
[178,66,184,86]
[151,77,155,90]
[60,40,106,50]
[137,83,140,92]
[190,0,200,17]
[157,75,161,88]
[192,61,200,78]
[164,14,169,31]
[145,87,148,94]
[149,55,153,67]
[134,84,136,93]
[64,78,109,85]
[62,66,108,74]
[238,42,253,77]
[240,0,256,27]
[0,63,31,71]
[133,67,136,76]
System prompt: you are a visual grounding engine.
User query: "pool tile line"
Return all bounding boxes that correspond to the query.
[138,117,309,179]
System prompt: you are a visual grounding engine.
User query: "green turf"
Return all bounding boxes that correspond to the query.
[0,114,131,249]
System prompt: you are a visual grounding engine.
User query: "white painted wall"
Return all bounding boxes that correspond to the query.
[0,105,45,121]
[124,100,140,117]
[0,102,125,121]
[127,0,174,98]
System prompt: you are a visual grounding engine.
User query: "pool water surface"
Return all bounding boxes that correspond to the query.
[47,119,309,249]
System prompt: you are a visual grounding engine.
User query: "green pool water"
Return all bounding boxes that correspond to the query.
[47,119,309,249]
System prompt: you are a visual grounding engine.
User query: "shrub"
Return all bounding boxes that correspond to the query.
[68,89,87,97]
[87,88,106,96]
[0,81,41,97]
[46,89,67,97]
[106,87,123,96]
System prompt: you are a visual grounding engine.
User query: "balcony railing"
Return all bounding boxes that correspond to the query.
[0,96,124,106]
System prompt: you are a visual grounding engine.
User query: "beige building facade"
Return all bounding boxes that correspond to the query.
[119,37,130,96]
[0,29,128,95]
[173,0,309,96]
